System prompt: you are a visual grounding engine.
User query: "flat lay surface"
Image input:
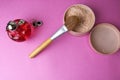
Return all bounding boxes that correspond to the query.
[0,0,120,80]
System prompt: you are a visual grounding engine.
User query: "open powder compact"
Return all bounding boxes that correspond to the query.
[64,4,120,54]
[90,23,120,54]
[64,4,95,36]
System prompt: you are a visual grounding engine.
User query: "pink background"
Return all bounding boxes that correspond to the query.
[0,0,120,80]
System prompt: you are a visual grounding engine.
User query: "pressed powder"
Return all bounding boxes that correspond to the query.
[64,4,95,36]
[90,23,120,54]
[65,16,80,31]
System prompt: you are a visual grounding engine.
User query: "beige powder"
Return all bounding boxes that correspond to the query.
[64,4,95,36]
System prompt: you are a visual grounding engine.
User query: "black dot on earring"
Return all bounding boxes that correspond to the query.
[37,21,42,24]
[32,21,43,27]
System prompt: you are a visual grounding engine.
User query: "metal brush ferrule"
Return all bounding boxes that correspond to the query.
[50,25,68,40]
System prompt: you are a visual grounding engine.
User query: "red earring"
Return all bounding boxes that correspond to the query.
[6,19,43,42]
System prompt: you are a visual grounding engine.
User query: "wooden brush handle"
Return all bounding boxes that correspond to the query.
[29,38,52,58]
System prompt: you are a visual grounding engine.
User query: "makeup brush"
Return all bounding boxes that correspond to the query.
[29,16,80,58]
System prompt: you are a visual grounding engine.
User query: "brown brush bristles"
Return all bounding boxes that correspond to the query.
[65,16,80,31]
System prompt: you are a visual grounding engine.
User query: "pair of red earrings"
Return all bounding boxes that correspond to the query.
[6,19,43,42]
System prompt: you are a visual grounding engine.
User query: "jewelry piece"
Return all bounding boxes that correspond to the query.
[6,19,43,42]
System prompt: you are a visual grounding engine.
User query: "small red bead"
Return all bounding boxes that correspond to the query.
[6,19,34,42]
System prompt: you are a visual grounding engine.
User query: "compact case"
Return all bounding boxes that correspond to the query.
[65,4,120,54]
[64,4,95,36]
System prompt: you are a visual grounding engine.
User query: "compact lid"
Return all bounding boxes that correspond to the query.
[90,23,120,54]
